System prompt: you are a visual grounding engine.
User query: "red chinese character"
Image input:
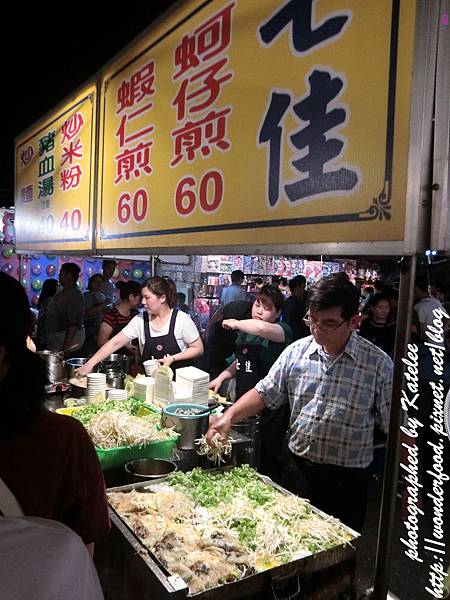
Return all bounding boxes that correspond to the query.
[115,115,155,149]
[20,146,34,167]
[170,107,231,167]
[61,138,83,166]
[114,140,154,184]
[173,2,235,79]
[60,165,83,191]
[61,113,85,144]
[21,185,33,202]
[116,61,156,114]
[172,57,233,121]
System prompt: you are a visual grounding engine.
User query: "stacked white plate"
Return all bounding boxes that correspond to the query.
[108,388,127,401]
[153,371,174,407]
[133,377,155,404]
[175,366,210,405]
[87,373,107,403]
[173,381,193,404]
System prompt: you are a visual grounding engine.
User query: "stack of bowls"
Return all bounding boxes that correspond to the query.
[87,373,107,403]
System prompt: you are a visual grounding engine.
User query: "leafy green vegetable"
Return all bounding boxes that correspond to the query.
[70,398,156,426]
[168,465,278,508]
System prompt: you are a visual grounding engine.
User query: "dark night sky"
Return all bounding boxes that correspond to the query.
[1,1,177,207]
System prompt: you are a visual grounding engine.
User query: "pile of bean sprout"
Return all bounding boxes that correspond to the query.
[195,433,232,465]
[87,411,175,449]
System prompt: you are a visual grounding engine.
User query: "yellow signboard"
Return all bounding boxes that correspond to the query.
[96,0,416,252]
[15,84,97,252]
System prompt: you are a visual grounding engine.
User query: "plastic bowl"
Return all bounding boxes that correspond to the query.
[124,458,177,482]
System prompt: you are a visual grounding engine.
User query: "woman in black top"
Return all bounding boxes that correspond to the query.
[359,293,396,356]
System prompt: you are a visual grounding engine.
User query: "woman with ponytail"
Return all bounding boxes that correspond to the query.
[77,277,203,377]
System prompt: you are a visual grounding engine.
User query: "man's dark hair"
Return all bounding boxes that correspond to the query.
[289,275,306,293]
[374,279,385,292]
[61,262,81,282]
[176,292,186,304]
[231,270,244,284]
[307,272,359,320]
[116,280,141,301]
[415,273,429,294]
[257,284,284,313]
[102,259,117,267]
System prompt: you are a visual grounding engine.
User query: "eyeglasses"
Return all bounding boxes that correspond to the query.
[303,314,347,334]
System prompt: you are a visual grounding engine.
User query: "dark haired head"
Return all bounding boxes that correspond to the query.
[142,277,177,308]
[374,279,385,292]
[307,272,359,320]
[231,270,244,284]
[0,273,47,433]
[0,273,33,351]
[60,262,81,282]
[102,259,116,267]
[289,275,306,293]
[369,292,391,309]
[102,259,116,279]
[176,292,186,304]
[116,280,141,301]
[38,278,58,308]
[256,284,284,313]
[87,273,104,291]
[415,274,429,294]
[280,277,288,286]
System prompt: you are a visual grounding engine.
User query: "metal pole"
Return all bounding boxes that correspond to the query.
[372,256,416,600]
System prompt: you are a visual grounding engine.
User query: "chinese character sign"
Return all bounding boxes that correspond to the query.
[97,0,417,251]
[15,85,96,252]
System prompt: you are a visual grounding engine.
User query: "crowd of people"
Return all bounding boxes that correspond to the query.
[1,261,449,599]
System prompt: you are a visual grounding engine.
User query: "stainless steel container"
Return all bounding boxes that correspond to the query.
[96,470,359,600]
[161,403,211,450]
[65,357,88,379]
[124,458,177,483]
[107,374,126,389]
[101,353,132,375]
[36,350,66,383]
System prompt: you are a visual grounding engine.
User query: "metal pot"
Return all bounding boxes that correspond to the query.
[107,374,126,389]
[124,458,177,483]
[161,403,215,450]
[36,350,66,384]
[101,353,132,375]
[65,357,89,379]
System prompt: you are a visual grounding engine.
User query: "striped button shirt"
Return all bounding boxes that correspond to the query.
[255,332,393,468]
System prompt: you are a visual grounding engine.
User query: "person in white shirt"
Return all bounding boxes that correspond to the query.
[414,274,445,341]
[0,515,104,600]
[77,277,203,377]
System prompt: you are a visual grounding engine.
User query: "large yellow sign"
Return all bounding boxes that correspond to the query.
[96,0,416,251]
[15,84,97,252]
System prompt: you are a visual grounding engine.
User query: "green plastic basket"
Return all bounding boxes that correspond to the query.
[56,403,176,470]
[95,436,177,470]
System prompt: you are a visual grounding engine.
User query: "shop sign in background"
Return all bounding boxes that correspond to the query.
[15,84,97,252]
[97,0,416,251]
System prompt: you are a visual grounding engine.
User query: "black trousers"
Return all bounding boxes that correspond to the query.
[283,452,369,532]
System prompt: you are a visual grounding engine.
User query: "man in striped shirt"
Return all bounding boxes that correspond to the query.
[207,272,393,531]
